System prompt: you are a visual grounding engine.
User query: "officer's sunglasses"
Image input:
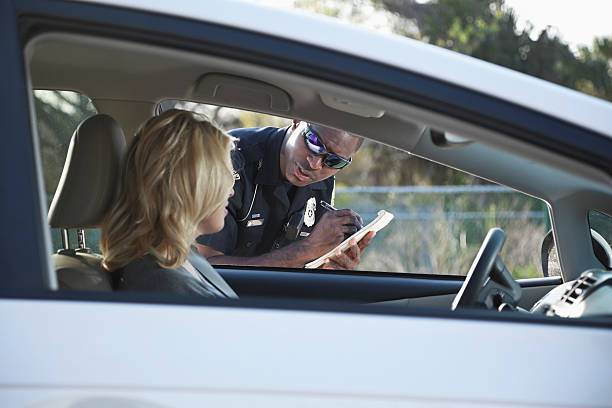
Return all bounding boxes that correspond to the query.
[302,125,352,169]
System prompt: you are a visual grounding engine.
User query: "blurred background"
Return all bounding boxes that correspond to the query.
[34,0,612,278]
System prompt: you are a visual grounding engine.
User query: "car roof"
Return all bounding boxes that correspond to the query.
[77,0,612,139]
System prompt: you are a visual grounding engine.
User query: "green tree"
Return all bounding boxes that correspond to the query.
[377,0,612,100]
[574,37,612,99]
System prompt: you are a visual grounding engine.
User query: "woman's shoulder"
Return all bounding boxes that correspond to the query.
[188,249,238,299]
[117,254,221,298]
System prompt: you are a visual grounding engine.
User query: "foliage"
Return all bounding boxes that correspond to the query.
[295,0,612,100]
[378,0,612,100]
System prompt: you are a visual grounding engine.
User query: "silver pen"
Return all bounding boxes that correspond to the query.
[320,200,337,212]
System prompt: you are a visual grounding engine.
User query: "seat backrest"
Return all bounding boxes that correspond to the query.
[48,114,126,291]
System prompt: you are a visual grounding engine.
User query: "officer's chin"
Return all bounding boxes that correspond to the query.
[291,174,314,187]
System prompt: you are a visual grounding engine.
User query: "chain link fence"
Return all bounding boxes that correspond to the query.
[335,186,550,277]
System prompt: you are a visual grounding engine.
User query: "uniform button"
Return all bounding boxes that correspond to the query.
[273,242,280,249]
[245,241,253,248]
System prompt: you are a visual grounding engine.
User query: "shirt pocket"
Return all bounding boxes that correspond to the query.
[235,218,266,254]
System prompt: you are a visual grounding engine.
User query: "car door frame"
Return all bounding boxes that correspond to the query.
[0,0,55,292]
[8,0,611,306]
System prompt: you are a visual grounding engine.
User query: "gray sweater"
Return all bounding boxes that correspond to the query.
[117,248,238,299]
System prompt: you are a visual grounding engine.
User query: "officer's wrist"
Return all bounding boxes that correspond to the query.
[287,239,320,266]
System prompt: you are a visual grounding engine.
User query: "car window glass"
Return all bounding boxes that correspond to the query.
[34,90,99,252]
[337,141,550,278]
[160,100,549,279]
[588,210,612,269]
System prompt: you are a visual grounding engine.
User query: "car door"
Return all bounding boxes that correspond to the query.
[2,1,612,407]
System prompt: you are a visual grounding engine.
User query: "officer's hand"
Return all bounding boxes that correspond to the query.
[323,231,375,270]
[304,209,363,255]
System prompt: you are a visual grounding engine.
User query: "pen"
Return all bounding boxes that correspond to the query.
[320,200,337,212]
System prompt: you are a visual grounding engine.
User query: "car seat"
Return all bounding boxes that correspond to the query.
[48,114,126,291]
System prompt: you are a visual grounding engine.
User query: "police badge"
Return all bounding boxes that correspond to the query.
[304,196,317,227]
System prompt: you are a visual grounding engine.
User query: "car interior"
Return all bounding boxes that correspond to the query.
[27,31,612,319]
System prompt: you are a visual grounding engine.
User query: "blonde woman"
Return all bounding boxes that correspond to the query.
[101,109,237,298]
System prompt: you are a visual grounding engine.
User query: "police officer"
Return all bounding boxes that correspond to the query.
[196,120,374,269]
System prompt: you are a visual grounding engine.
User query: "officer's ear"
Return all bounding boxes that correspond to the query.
[291,120,301,130]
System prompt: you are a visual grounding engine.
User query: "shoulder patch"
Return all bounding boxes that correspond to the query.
[231,148,246,172]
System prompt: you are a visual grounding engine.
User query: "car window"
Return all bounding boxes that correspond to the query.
[34,90,99,253]
[337,142,550,278]
[161,100,550,279]
[588,210,612,269]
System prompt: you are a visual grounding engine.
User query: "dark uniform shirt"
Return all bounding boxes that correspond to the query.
[196,126,334,257]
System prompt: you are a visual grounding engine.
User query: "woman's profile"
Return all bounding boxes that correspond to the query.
[101,109,237,298]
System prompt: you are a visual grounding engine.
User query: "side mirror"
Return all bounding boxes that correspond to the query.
[541,229,612,277]
[540,231,561,278]
[591,229,612,269]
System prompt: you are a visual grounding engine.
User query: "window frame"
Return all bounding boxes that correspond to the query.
[0,0,55,292]
[7,0,609,320]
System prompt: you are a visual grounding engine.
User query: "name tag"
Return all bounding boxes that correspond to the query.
[246,219,264,227]
[299,231,310,237]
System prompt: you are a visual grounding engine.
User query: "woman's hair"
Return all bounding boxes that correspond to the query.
[101,109,235,271]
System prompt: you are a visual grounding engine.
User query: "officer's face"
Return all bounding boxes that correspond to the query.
[280,121,360,187]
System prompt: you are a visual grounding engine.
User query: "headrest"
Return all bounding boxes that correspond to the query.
[48,114,126,228]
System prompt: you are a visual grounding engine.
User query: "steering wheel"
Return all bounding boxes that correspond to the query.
[452,228,520,310]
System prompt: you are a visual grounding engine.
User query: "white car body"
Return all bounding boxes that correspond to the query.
[1,0,611,407]
[3,299,612,407]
